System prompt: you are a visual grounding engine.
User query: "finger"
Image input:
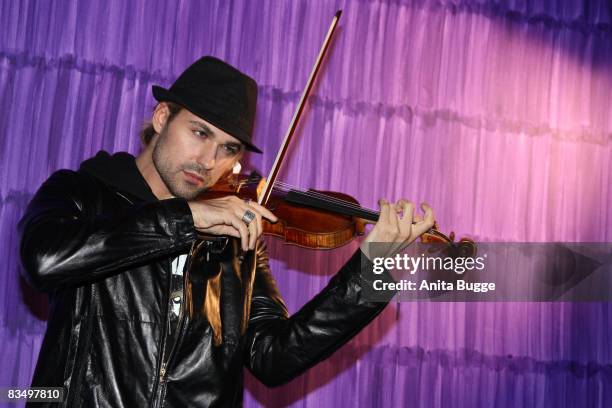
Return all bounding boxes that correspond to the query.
[228,214,250,251]
[376,199,398,255]
[413,203,424,223]
[393,200,410,240]
[250,202,278,223]
[234,203,255,227]
[247,217,257,250]
[421,202,435,227]
[202,225,241,239]
[240,203,259,250]
[246,201,264,238]
[397,199,414,221]
[386,200,402,252]
[378,199,391,228]
[412,203,435,236]
[387,199,400,232]
[236,203,260,250]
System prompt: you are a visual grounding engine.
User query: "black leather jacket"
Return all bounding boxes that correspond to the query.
[19,151,390,407]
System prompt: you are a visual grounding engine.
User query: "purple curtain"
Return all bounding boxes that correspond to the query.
[1,0,611,406]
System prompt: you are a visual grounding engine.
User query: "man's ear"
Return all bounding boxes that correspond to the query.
[151,103,171,134]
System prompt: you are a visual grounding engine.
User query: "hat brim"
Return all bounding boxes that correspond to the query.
[152,85,263,154]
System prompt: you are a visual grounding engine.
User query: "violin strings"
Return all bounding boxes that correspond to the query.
[234,178,381,216]
[272,180,375,210]
[275,184,433,226]
[273,181,380,217]
[231,177,382,217]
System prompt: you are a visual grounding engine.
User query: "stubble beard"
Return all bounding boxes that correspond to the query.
[152,128,210,200]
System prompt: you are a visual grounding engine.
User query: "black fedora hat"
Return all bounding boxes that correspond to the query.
[152,56,262,153]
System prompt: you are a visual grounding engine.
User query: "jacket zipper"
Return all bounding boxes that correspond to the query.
[151,242,197,408]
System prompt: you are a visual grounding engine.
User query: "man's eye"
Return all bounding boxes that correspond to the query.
[223,145,238,155]
[193,130,208,138]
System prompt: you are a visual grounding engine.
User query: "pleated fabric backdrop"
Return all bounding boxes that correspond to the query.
[1,0,611,406]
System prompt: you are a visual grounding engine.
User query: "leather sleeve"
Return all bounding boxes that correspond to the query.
[244,243,394,387]
[18,169,198,292]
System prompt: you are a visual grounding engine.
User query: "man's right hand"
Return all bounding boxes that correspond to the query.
[187,196,278,251]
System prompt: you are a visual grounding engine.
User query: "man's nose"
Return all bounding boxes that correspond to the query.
[199,139,217,170]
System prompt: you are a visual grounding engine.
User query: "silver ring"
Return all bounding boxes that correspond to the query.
[242,209,256,225]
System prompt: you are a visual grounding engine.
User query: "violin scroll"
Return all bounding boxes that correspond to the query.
[420,221,477,258]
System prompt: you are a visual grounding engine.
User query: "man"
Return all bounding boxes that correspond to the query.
[19,56,434,407]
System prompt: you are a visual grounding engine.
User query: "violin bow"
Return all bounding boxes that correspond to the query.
[257,10,342,206]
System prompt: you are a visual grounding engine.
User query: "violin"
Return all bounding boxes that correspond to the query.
[202,10,476,256]
[203,172,476,256]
